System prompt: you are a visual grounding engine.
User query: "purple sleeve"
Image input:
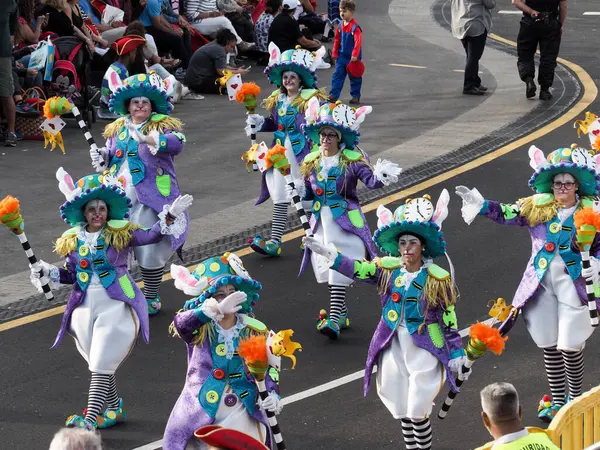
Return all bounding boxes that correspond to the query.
[303,176,314,201]
[130,222,164,247]
[156,131,184,156]
[590,235,600,259]
[481,200,529,227]
[261,107,278,132]
[173,308,211,344]
[353,162,384,190]
[59,255,77,284]
[331,253,381,286]
[106,137,116,160]
[265,369,280,396]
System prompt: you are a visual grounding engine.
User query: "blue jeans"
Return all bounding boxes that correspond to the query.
[330,57,362,99]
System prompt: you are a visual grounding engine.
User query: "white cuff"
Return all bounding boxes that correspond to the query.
[146,130,161,155]
[158,205,187,239]
[200,297,224,321]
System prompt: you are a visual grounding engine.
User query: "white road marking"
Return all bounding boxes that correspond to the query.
[389,63,427,69]
[583,12,600,16]
[498,10,522,14]
[130,318,494,450]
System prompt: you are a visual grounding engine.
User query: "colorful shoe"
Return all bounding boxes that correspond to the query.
[338,311,351,330]
[147,297,162,315]
[316,309,340,340]
[97,398,126,429]
[66,414,96,431]
[537,395,562,422]
[248,235,282,257]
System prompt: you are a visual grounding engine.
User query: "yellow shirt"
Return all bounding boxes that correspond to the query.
[492,429,560,450]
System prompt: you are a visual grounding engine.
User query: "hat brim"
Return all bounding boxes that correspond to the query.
[528,164,600,196]
[194,425,269,450]
[373,221,446,258]
[183,275,262,313]
[264,62,317,89]
[347,60,365,77]
[303,121,359,149]
[109,84,172,115]
[59,185,132,226]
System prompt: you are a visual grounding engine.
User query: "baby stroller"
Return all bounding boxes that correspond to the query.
[47,36,97,128]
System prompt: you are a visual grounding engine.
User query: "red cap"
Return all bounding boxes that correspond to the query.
[346,60,365,78]
[111,35,146,56]
[193,425,269,450]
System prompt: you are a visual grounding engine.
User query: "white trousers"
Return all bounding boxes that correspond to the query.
[192,17,242,43]
[265,136,301,204]
[131,203,173,269]
[523,258,594,351]
[311,206,366,285]
[69,284,139,374]
[376,325,445,420]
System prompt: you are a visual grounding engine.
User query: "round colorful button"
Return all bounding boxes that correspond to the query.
[213,369,225,380]
[78,272,89,283]
[387,310,398,322]
[549,223,561,234]
[538,257,548,270]
[215,344,227,357]
[315,187,324,196]
[110,164,117,174]
[224,394,237,407]
[545,242,556,253]
[115,149,124,158]
[317,173,325,182]
[157,167,164,176]
[119,131,127,141]
[79,246,89,257]
[79,259,89,269]
[341,201,348,209]
[206,390,219,404]
[391,292,401,303]
[209,262,221,273]
[277,124,284,131]
[394,276,403,288]
[313,201,321,212]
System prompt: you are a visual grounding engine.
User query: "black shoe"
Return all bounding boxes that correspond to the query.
[477,85,488,92]
[526,79,536,98]
[349,97,361,104]
[4,131,17,147]
[463,87,485,96]
[539,89,553,101]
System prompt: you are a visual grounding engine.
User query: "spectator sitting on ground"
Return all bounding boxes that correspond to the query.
[480,382,560,450]
[98,34,146,118]
[268,0,320,51]
[48,427,103,450]
[184,28,249,95]
[78,0,127,46]
[254,0,280,58]
[185,0,254,51]
[1,1,18,147]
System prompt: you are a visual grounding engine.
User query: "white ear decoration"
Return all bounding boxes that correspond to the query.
[305,97,321,125]
[267,42,281,66]
[376,204,394,228]
[352,105,372,130]
[594,153,600,169]
[266,330,282,371]
[432,189,450,229]
[170,264,209,296]
[528,145,547,171]
[106,66,124,93]
[310,46,326,71]
[56,167,77,201]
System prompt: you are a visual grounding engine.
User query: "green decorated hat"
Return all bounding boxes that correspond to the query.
[109,73,173,116]
[264,44,319,89]
[183,252,262,313]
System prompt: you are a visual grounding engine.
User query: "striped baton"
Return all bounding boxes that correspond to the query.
[574,208,600,327]
[256,378,285,450]
[70,104,106,169]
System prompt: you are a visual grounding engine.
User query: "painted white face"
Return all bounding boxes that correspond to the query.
[398,234,423,266]
[282,71,300,93]
[552,173,578,205]
[213,284,236,303]
[84,199,108,230]
[128,96,152,123]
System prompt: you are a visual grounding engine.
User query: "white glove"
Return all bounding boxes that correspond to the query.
[30,260,50,279]
[455,185,485,225]
[29,260,59,292]
[448,356,471,381]
[285,178,306,202]
[582,257,600,283]
[167,194,193,218]
[258,392,283,414]
[245,114,265,136]
[303,237,338,265]
[127,122,160,153]
[373,159,402,186]
[90,147,107,172]
[217,291,247,315]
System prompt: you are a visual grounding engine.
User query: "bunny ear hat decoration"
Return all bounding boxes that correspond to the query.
[527,144,600,196]
[372,189,450,258]
[264,43,318,89]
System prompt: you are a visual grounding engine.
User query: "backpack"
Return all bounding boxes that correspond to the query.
[50,42,83,97]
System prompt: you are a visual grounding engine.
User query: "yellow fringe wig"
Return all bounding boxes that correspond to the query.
[517,195,595,227]
[103,116,183,139]
[54,222,142,257]
[300,151,370,182]
[262,88,328,113]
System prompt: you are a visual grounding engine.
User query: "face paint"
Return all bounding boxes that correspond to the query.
[398,234,424,264]
[84,199,108,230]
[552,173,578,206]
[213,284,236,303]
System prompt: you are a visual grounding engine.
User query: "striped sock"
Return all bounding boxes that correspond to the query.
[140,267,164,301]
[412,418,432,450]
[85,373,111,425]
[562,350,584,399]
[328,284,346,323]
[105,375,120,410]
[401,418,417,450]
[544,346,566,406]
[271,203,288,243]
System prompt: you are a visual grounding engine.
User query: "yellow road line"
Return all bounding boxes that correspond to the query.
[1,35,596,332]
[389,63,427,69]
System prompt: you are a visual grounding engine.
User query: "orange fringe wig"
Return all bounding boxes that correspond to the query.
[238,335,268,366]
[0,195,20,218]
[574,207,600,229]
[235,82,261,103]
[470,322,507,356]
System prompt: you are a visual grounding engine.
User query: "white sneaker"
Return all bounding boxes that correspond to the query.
[315,61,331,70]
[185,93,205,100]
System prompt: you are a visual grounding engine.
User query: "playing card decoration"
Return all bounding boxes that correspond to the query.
[41,96,72,154]
[226,74,243,101]
[242,142,269,173]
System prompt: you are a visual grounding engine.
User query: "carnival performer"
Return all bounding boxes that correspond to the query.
[90,73,188,315]
[29,168,193,431]
[164,253,284,449]
[455,144,600,421]
[296,97,402,339]
[304,190,467,450]
[245,43,328,257]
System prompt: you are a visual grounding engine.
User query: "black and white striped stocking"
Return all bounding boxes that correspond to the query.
[401,418,417,450]
[84,373,111,425]
[271,203,288,243]
[412,418,432,450]
[105,375,120,410]
[328,284,347,324]
[140,267,164,301]
[562,350,584,399]
[544,346,566,406]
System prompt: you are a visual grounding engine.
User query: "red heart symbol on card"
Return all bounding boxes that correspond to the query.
[231,83,239,90]
[49,123,56,130]
[229,96,234,100]
[258,153,265,159]
[593,130,600,136]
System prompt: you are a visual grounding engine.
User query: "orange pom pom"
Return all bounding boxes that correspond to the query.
[574,207,600,229]
[470,322,507,355]
[0,195,20,216]
[237,335,268,365]
[235,82,261,103]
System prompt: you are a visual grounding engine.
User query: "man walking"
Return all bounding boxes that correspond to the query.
[512,0,566,100]
[0,0,18,146]
[451,0,496,96]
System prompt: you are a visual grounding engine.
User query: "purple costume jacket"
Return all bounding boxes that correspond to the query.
[163,309,279,450]
[480,199,600,310]
[51,222,164,349]
[105,127,188,251]
[299,150,383,275]
[331,254,463,394]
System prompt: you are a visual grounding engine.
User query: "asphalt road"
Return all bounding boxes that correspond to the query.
[2,1,600,449]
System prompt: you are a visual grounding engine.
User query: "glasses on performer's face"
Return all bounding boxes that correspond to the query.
[319,132,338,141]
[552,181,577,190]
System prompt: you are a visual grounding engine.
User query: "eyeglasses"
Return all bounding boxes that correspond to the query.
[319,132,338,140]
[552,182,576,190]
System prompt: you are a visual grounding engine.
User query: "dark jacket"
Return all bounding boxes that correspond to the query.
[1,0,18,57]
